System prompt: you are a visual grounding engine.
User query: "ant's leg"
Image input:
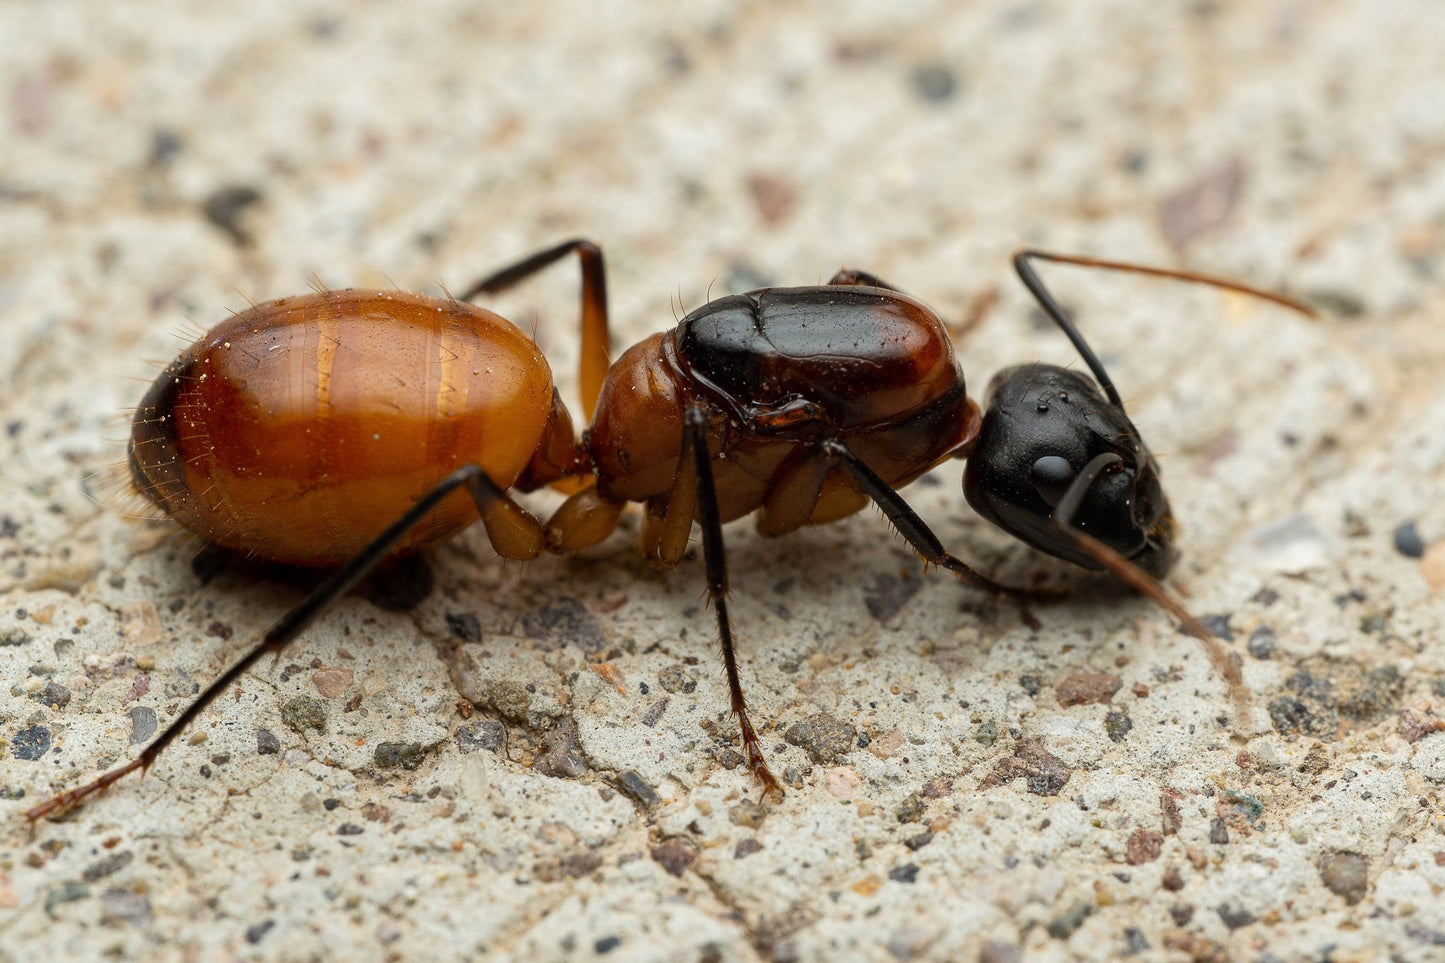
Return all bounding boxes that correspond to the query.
[1012,249,1318,412]
[822,440,1050,606]
[827,268,904,291]
[457,239,611,421]
[24,465,543,824]
[681,406,785,802]
[1047,454,1248,714]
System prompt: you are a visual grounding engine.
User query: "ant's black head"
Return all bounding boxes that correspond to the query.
[962,364,1176,578]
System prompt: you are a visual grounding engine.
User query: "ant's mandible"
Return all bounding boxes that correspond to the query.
[25,240,1312,822]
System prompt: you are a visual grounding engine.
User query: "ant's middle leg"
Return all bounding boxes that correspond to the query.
[457,238,612,421]
[678,406,786,802]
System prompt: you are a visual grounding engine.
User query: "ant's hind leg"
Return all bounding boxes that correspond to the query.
[457,239,611,421]
[24,464,541,824]
[680,406,786,802]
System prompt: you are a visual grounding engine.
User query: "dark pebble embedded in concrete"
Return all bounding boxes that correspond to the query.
[1104,710,1133,742]
[1123,928,1150,955]
[13,724,51,760]
[1018,674,1043,697]
[128,705,157,744]
[641,697,669,727]
[734,838,763,859]
[534,718,589,778]
[33,681,70,707]
[1047,901,1093,939]
[910,63,958,102]
[562,851,602,878]
[1177,613,1233,640]
[888,863,919,884]
[1319,851,1369,904]
[784,712,857,765]
[456,719,506,754]
[1268,696,1319,735]
[594,936,622,954]
[1393,521,1426,558]
[373,741,426,770]
[1247,626,1277,659]
[256,728,281,755]
[656,664,696,694]
[201,183,264,246]
[1209,818,1230,844]
[896,792,927,824]
[650,838,697,877]
[1170,903,1194,926]
[980,738,1073,796]
[618,769,661,809]
[1216,903,1257,929]
[519,596,604,651]
[246,920,276,944]
[445,611,482,644]
[337,823,363,835]
[904,831,933,851]
[281,696,328,734]
[82,851,134,882]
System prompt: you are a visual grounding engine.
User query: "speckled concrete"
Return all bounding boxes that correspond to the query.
[3,2,1445,960]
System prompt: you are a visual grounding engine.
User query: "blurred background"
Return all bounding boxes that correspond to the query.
[3,1,1444,960]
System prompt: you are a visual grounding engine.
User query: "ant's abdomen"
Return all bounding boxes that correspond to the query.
[129,290,555,566]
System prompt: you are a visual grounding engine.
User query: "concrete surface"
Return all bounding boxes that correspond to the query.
[3,1,1445,960]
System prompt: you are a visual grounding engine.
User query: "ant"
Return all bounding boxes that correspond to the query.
[24,240,1312,822]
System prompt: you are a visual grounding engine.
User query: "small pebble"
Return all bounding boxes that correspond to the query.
[1319,851,1369,904]
[1394,521,1426,558]
[256,728,281,755]
[785,713,857,765]
[1055,672,1121,707]
[12,725,51,760]
[650,839,697,877]
[246,920,275,944]
[456,719,506,754]
[910,63,958,102]
[373,742,425,770]
[888,863,919,884]
[128,706,157,744]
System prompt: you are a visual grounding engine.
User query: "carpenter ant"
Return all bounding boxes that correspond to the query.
[24,240,1311,822]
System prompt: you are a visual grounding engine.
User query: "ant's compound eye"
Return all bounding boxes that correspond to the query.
[1030,455,1076,507]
